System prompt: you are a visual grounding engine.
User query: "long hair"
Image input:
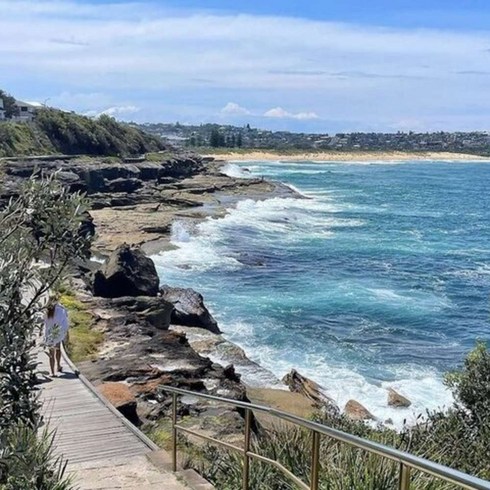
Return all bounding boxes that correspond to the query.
[47,302,56,319]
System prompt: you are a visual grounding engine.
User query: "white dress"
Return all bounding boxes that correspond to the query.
[44,304,69,346]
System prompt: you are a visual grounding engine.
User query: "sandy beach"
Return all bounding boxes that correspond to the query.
[205,150,488,162]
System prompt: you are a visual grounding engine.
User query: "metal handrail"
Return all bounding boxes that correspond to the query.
[165,386,490,490]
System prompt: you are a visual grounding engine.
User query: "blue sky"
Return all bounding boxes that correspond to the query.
[1,0,490,132]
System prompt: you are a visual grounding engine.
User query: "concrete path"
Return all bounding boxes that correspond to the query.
[37,349,188,489]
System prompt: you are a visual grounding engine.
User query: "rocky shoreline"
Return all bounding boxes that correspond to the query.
[0,152,317,442]
[1,152,410,443]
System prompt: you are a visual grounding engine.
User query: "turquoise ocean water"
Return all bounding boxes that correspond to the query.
[153,160,490,425]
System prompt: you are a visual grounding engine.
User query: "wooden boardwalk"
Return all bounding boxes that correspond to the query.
[37,348,188,489]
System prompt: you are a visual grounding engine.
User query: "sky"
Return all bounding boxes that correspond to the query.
[1,0,490,132]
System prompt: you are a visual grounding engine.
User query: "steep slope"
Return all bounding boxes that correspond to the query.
[0,109,165,157]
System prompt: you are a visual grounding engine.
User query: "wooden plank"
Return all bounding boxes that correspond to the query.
[37,350,151,467]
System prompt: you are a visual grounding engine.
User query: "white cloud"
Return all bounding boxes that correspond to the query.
[264,107,290,118]
[264,107,319,120]
[84,105,140,118]
[1,1,490,129]
[221,102,251,116]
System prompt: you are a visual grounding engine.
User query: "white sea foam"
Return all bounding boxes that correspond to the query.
[221,163,250,178]
[220,317,454,429]
[154,220,242,272]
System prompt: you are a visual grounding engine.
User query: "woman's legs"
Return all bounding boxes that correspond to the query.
[48,348,56,377]
[55,344,62,372]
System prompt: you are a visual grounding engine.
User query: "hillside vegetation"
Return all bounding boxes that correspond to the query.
[0,109,165,157]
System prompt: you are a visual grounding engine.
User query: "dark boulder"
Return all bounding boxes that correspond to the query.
[160,285,221,334]
[93,244,159,298]
[106,178,142,193]
[111,296,174,330]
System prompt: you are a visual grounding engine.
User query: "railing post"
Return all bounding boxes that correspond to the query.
[172,392,177,472]
[399,463,411,490]
[310,431,320,490]
[242,408,252,490]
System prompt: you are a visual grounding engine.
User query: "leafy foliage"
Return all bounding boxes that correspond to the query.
[0,90,19,119]
[445,341,490,425]
[0,174,92,488]
[0,425,72,490]
[0,108,165,157]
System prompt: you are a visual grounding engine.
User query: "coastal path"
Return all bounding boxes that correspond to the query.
[37,348,190,490]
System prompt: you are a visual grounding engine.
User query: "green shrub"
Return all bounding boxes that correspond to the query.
[0,424,73,490]
[0,175,89,488]
[445,341,490,424]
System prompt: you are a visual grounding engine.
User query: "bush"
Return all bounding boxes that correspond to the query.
[0,174,91,488]
[0,108,165,157]
[445,341,490,424]
[0,424,73,490]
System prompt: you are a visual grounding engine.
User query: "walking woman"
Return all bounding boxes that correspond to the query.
[44,297,70,377]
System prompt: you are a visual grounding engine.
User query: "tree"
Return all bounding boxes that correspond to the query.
[445,341,490,425]
[0,89,19,118]
[0,173,92,488]
[237,132,243,148]
[209,128,221,148]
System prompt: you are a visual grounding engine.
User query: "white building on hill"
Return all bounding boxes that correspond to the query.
[13,100,38,122]
[0,99,5,120]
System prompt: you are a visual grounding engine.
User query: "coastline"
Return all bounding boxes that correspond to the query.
[204,150,488,162]
[84,159,317,417]
[18,154,436,428]
[90,161,299,255]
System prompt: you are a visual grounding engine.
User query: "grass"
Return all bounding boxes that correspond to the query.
[144,415,198,452]
[189,420,463,490]
[144,150,178,161]
[144,418,174,450]
[60,290,104,363]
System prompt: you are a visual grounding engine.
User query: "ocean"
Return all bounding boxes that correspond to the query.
[153,159,490,426]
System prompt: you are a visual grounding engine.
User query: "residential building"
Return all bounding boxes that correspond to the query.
[0,99,5,120]
[12,100,38,122]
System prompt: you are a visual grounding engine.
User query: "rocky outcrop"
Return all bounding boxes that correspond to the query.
[77,295,249,440]
[160,285,221,334]
[93,244,159,298]
[98,382,140,425]
[283,369,339,413]
[0,155,204,197]
[387,388,411,408]
[111,296,174,330]
[344,400,376,421]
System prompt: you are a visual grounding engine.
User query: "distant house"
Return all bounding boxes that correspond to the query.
[12,100,38,122]
[0,99,5,120]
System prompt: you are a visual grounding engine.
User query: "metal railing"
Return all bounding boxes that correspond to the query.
[165,386,490,490]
